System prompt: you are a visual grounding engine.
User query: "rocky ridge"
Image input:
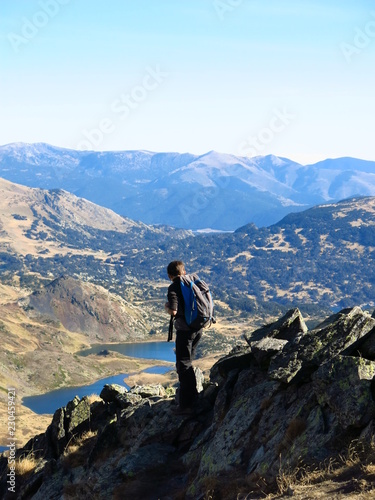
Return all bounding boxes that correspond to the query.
[2,306,375,499]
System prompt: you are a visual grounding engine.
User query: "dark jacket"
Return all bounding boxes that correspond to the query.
[167,276,190,332]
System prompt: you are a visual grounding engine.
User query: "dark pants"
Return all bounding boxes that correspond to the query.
[175,329,202,408]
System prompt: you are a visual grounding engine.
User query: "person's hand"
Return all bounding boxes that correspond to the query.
[165,302,177,316]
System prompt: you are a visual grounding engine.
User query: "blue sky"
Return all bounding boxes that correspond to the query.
[1,0,374,163]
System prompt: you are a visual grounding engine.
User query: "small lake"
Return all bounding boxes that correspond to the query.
[78,340,175,362]
[22,341,175,415]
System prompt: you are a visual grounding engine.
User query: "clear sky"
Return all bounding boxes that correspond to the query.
[1,0,374,164]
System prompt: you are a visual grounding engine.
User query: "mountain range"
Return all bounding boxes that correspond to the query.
[1,142,375,230]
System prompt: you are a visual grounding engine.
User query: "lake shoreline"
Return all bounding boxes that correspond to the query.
[21,341,176,415]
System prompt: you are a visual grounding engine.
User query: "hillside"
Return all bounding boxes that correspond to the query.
[0,180,189,445]
[201,196,375,312]
[0,176,189,299]
[20,275,150,343]
[1,143,375,230]
[0,274,168,446]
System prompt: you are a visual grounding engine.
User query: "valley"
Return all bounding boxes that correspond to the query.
[0,281,176,446]
[1,170,375,450]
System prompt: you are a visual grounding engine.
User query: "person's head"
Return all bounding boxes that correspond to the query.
[167,260,186,280]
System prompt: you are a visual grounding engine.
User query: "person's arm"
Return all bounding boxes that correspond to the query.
[165,302,177,316]
[166,284,178,316]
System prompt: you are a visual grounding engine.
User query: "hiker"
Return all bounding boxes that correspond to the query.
[165,260,203,414]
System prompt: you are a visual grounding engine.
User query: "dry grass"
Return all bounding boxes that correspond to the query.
[197,437,375,499]
[271,436,375,498]
[86,393,102,404]
[0,400,52,449]
[124,369,176,389]
[62,430,98,468]
[14,452,39,476]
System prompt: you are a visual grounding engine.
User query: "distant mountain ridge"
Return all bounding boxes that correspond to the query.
[1,142,375,230]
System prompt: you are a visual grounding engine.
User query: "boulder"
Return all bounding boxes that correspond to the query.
[115,392,143,408]
[357,328,375,360]
[312,355,375,427]
[269,307,375,383]
[65,396,90,434]
[250,337,288,368]
[129,384,167,398]
[192,379,280,479]
[210,346,253,382]
[244,307,307,343]
[45,396,91,458]
[119,443,176,478]
[100,383,128,403]
[46,407,66,457]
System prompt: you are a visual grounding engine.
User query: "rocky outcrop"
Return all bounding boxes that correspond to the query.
[2,307,375,499]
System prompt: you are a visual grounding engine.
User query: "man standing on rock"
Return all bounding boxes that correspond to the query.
[165,260,203,415]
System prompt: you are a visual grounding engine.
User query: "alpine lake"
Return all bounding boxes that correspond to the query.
[22,341,175,415]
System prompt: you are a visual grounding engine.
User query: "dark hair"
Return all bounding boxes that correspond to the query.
[167,260,185,278]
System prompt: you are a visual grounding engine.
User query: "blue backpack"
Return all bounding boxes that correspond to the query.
[179,274,215,330]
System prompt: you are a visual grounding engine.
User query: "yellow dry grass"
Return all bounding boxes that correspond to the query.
[275,281,333,301]
[269,437,375,499]
[62,430,98,468]
[86,393,102,404]
[125,369,177,389]
[265,232,295,253]
[14,453,39,476]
